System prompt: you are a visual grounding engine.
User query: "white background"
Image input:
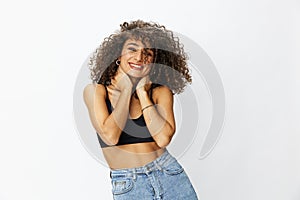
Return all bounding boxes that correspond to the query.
[0,0,299,200]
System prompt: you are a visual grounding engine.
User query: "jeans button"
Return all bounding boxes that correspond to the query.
[146,166,151,173]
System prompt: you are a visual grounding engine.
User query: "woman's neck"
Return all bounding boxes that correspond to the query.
[130,77,139,85]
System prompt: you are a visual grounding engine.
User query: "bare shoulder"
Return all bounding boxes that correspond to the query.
[152,85,173,103]
[83,83,106,97]
[83,83,106,106]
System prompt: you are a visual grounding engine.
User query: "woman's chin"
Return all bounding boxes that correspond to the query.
[127,72,144,79]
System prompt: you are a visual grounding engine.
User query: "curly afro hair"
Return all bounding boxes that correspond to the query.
[88,20,192,94]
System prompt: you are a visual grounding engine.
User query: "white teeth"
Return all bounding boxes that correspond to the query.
[130,64,142,69]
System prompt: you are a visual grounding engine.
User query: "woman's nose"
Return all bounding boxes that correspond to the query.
[134,50,144,62]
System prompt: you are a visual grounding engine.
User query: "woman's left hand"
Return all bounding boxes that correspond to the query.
[136,76,152,97]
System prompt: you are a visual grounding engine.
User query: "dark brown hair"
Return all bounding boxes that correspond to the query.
[88,20,192,94]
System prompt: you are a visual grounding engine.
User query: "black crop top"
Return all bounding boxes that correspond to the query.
[96,84,159,148]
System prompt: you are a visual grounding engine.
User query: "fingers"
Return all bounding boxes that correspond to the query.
[136,76,151,90]
[113,67,133,91]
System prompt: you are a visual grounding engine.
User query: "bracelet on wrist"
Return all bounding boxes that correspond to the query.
[142,104,154,112]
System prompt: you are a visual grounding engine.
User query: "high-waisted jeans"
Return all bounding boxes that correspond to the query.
[110,149,198,200]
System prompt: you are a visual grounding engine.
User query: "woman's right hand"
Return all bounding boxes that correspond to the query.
[107,67,133,107]
[111,67,133,92]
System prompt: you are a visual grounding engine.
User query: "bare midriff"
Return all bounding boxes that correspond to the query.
[102,142,165,169]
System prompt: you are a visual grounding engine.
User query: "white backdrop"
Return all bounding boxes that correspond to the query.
[0,0,299,200]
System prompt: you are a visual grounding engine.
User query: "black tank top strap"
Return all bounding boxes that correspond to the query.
[104,84,108,98]
[103,84,113,113]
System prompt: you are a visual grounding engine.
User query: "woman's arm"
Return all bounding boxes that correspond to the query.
[137,84,176,148]
[83,69,133,145]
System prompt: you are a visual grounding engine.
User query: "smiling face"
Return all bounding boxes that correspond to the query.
[118,39,154,78]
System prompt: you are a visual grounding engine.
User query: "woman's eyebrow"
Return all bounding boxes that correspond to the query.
[126,42,139,47]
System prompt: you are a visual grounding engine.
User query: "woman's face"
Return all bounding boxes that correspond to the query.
[119,39,154,78]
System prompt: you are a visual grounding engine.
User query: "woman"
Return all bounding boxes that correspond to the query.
[84,20,198,200]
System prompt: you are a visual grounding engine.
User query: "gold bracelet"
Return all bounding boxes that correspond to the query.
[142,104,154,112]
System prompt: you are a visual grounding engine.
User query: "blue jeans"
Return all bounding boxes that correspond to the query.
[110,150,198,200]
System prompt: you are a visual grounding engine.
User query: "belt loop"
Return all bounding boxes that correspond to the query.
[132,168,137,181]
[155,162,163,171]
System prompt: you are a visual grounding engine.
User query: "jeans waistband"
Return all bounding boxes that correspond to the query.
[110,149,175,178]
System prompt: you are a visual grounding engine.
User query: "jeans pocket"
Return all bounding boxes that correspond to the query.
[111,178,134,195]
[163,161,184,176]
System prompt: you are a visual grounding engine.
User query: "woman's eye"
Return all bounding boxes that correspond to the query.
[128,47,137,52]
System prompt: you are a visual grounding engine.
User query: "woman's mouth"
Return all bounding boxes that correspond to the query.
[129,62,143,70]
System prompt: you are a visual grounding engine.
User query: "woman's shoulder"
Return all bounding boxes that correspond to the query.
[83,83,107,105]
[151,84,173,102]
[84,83,106,95]
[152,84,171,92]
